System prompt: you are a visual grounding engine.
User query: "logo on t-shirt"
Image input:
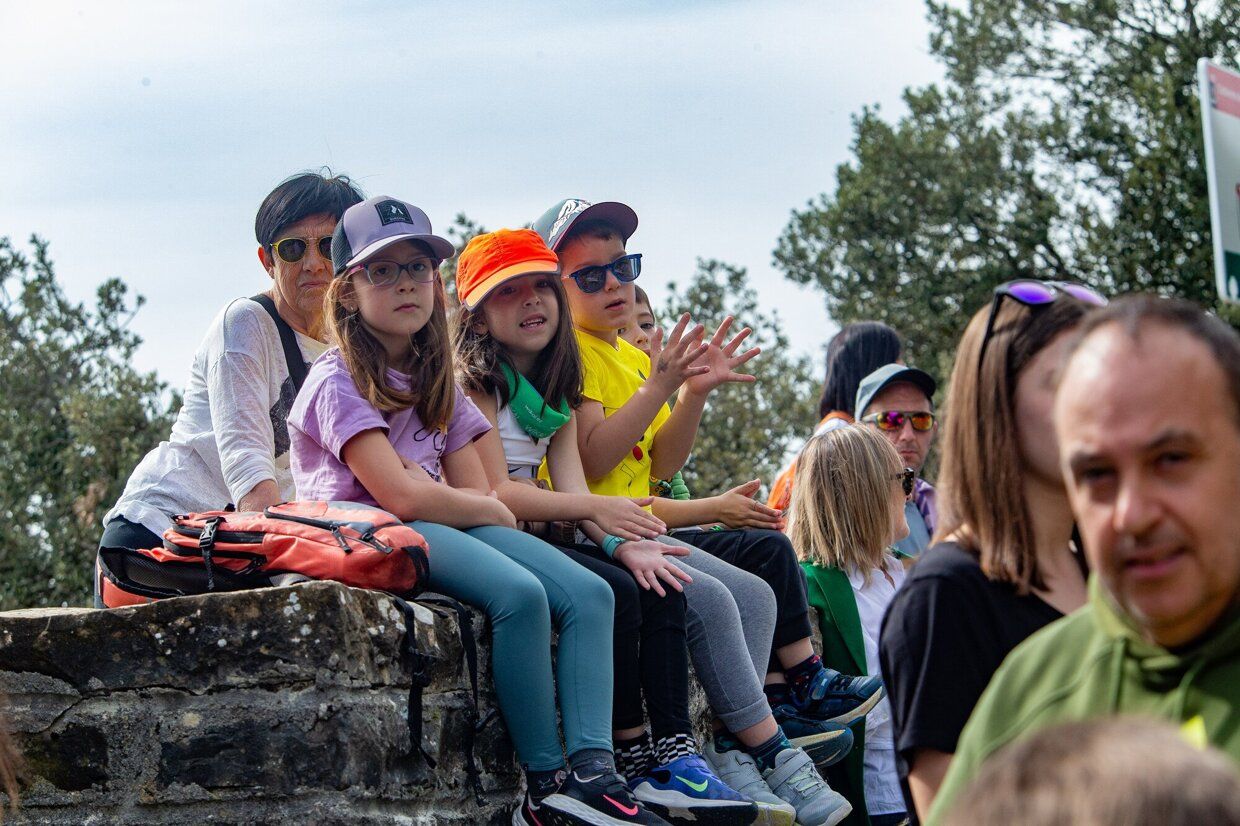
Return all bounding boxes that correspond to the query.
[376,200,414,226]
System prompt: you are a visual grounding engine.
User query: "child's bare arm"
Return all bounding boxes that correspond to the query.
[341,429,513,528]
[651,479,783,530]
[576,315,707,480]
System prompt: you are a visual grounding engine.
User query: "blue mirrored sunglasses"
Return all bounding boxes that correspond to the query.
[564,253,642,294]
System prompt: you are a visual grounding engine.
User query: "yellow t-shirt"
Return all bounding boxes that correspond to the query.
[575,329,671,500]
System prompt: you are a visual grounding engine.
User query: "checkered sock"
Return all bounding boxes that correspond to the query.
[653,732,699,767]
[615,731,654,781]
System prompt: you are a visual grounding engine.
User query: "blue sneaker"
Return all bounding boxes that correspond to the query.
[793,668,884,725]
[771,705,854,768]
[630,754,759,826]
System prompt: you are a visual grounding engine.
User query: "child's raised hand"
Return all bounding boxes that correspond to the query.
[683,316,761,396]
[613,539,693,597]
[646,313,709,396]
[591,495,667,541]
[713,479,785,530]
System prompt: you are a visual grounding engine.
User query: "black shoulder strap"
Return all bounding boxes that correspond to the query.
[251,293,308,392]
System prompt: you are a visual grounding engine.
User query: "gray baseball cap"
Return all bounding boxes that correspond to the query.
[531,198,639,252]
[331,196,456,275]
[855,363,937,419]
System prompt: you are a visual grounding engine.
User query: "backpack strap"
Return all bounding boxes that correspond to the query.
[250,293,308,392]
[410,594,486,805]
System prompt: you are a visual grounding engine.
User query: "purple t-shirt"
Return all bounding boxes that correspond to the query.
[288,349,491,507]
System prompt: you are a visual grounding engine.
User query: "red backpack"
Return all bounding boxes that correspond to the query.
[98,502,429,608]
[97,503,490,794]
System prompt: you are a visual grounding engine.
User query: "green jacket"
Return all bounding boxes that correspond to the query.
[929,577,1240,824]
[803,561,874,826]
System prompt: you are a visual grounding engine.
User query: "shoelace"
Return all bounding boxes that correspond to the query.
[785,760,829,796]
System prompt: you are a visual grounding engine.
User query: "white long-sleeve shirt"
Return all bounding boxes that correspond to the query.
[104,298,326,537]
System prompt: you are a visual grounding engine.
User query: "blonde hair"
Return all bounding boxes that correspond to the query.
[789,424,901,581]
[321,249,455,428]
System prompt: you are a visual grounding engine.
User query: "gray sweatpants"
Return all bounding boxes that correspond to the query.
[656,534,777,732]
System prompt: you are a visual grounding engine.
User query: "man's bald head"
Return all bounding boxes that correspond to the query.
[1053,295,1240,648]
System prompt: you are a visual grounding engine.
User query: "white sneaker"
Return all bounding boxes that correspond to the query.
[761,747,852,826]
[702,740,797,826]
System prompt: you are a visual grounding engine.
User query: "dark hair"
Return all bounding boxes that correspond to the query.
[935,295,1092,592]
[453,276,583,411]
[559,218,627,250]
[1063,294,1240,428]
[254,170,364,249]
[818,322,903,418]
[633,285,651,309]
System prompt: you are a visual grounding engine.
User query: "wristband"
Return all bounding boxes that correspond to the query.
[601,534,627,558]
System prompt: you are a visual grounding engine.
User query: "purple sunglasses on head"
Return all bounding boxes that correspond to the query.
[978,280,1108,371]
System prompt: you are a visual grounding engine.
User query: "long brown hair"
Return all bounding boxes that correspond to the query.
[790,425,902,583]
[934,295,1090,592]
[453,276,583,410]
[322,245,455,428]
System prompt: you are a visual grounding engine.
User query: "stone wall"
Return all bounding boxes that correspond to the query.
[0,583,520,825]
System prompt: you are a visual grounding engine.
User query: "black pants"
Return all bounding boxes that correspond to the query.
[95,515,164,607]
[556,543,692,738]
[670,528,812,675]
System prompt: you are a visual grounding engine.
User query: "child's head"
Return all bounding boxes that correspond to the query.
[532,199,639,337]
[619,285,659,354]
[789,424,910,575]
[325,196,456,424]
[452,228,582,408]
[943,717,1240,826]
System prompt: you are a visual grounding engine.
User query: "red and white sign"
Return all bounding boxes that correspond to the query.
[1198,58,1240,304]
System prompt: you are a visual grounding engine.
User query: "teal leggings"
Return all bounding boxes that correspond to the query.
[413,522,615,771]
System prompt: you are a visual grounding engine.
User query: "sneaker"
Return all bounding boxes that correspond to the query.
[512,791,558,825]
[540,768,671,825]
[793,668,884,725]
[761,747,852,826]
[630,754,758,826]
[771,704,855,767]
[702,740,796,826]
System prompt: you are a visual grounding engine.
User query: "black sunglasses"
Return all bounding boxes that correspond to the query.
[978,280,1107,372]
[273,235,333,264]
[565,253,642,294]
[893,467,915,497]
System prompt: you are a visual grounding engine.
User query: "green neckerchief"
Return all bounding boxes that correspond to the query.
[500,363,571,440]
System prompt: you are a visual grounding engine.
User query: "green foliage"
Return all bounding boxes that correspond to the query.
[439,213,487,301]
[0,237,176,609]
[660,259,817,497]
[777,0,1240,377]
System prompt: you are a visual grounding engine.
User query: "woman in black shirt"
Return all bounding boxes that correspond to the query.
[879,281,1105,822]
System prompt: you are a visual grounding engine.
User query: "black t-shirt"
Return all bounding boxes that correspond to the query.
[878,541,1066,820]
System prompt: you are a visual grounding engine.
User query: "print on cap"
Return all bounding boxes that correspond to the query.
[549,199,590,242]
[376,199,414,226]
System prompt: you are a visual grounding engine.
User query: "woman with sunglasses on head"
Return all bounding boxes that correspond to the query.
[791,425,916,826]
[877,280,1106,823]
[95,171,364,607]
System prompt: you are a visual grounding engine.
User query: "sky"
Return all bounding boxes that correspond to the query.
[1,1,941,389]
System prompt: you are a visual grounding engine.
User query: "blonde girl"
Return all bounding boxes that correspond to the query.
[791,425,911,826]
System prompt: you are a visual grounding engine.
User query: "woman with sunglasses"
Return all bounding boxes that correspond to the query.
[95,171,364,606]
[791,425,916,826]
[877,280,1105,822]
